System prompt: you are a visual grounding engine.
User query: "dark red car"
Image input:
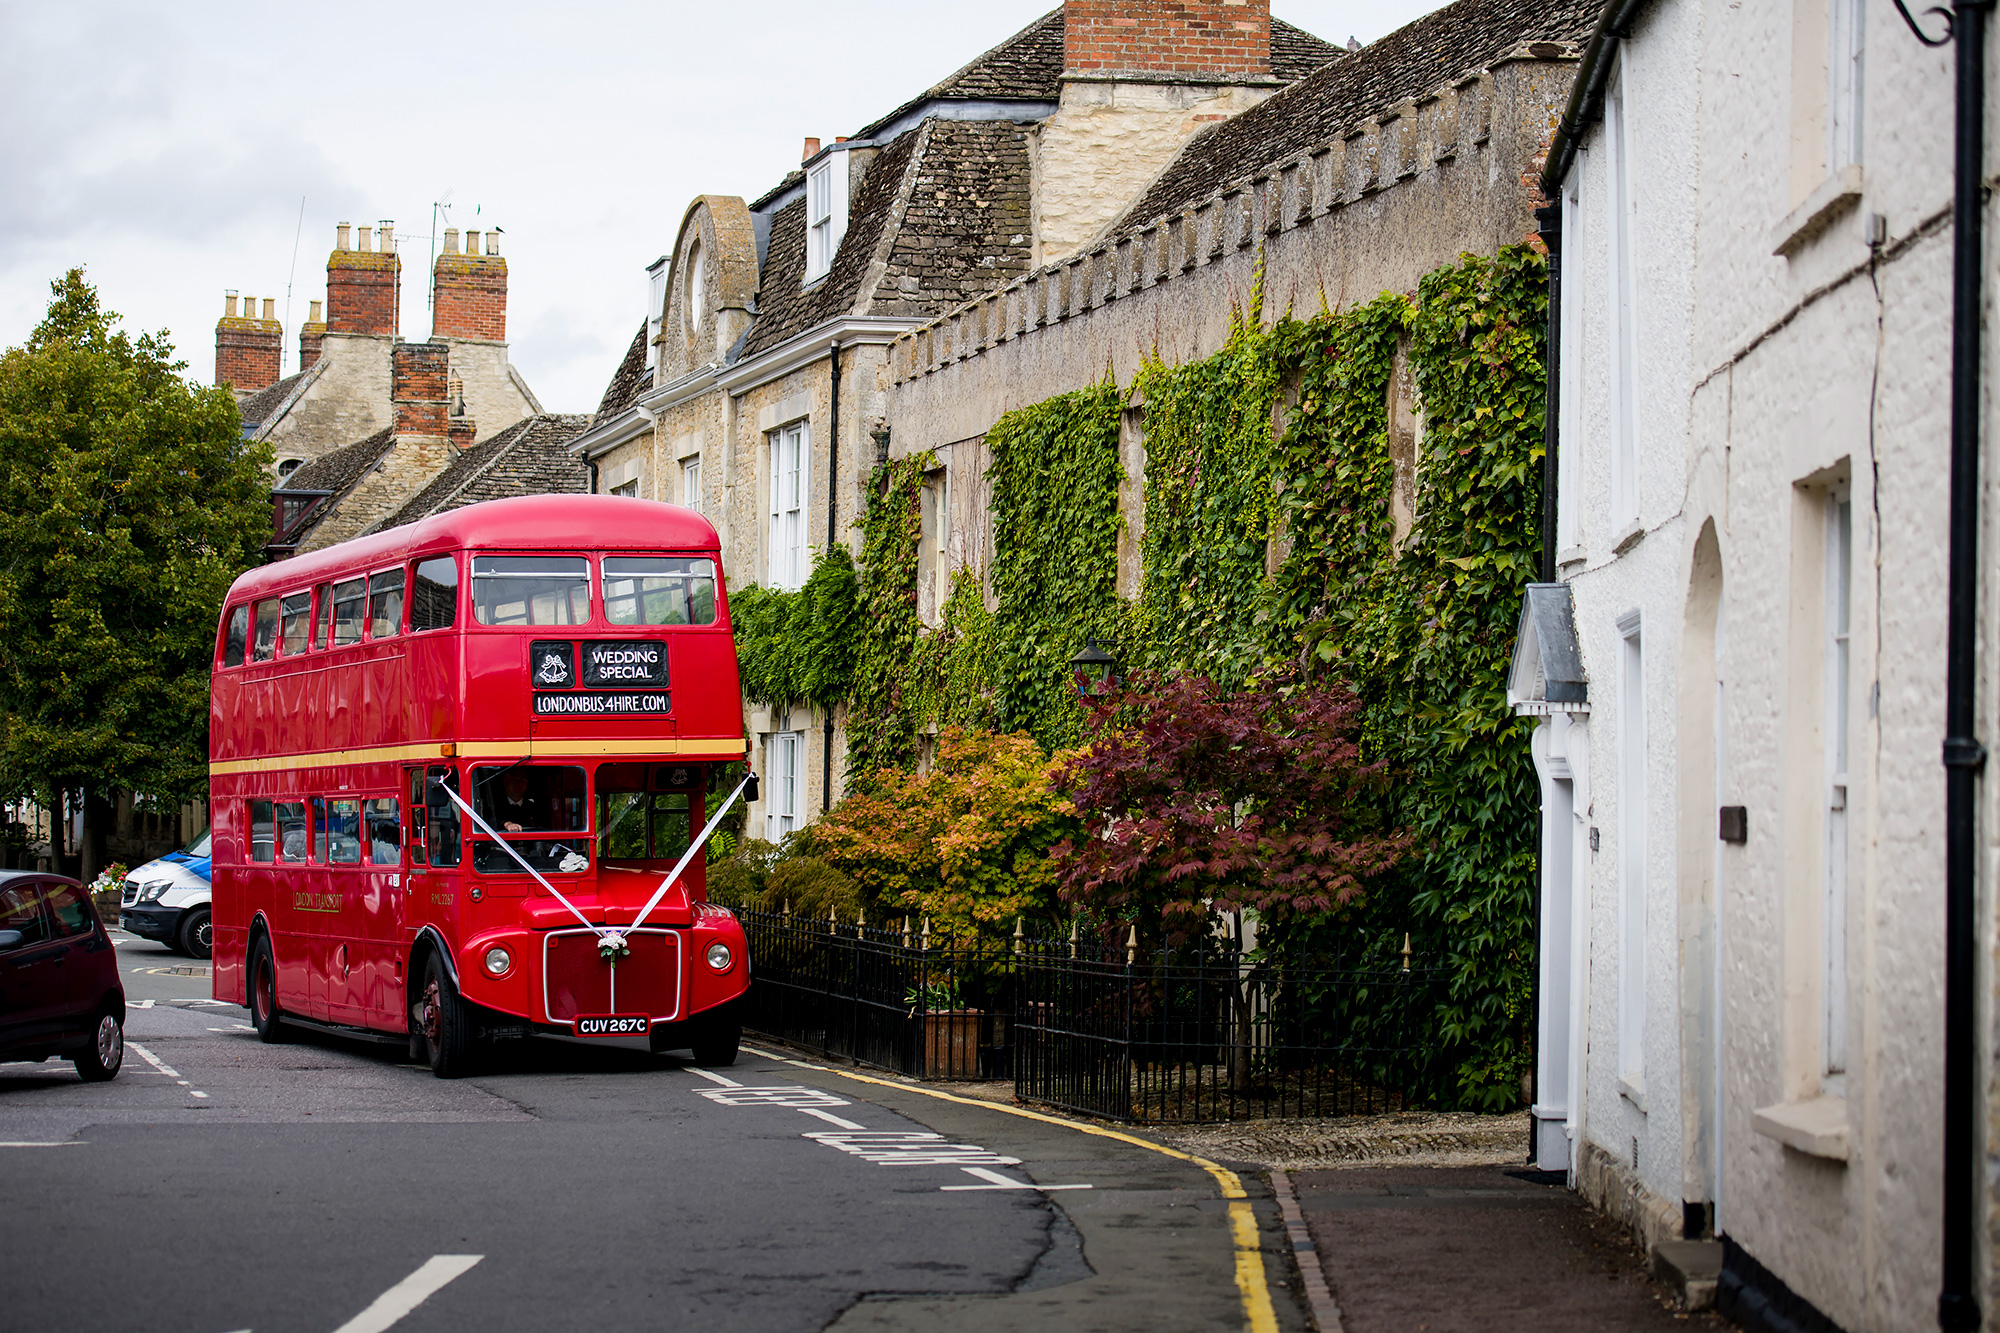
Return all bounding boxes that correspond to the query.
[0,871,125,1080]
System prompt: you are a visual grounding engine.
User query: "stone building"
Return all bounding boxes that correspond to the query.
[572,1,1345,835]
[1509,1,2000,1327]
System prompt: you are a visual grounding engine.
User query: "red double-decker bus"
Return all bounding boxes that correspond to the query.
[208,494,752,1076]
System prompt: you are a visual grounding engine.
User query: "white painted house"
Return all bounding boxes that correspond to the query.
[1517,1,2000,1328]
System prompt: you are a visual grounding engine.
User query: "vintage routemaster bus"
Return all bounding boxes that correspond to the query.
[208,494,752,1076]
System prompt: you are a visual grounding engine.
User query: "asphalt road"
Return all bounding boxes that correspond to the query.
[1,934,1301,1333]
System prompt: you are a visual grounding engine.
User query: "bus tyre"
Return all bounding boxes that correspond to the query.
[178,907,213,961]
[692,1010,740,1068]
[248,936,290,1044]
[420,956,478,1079]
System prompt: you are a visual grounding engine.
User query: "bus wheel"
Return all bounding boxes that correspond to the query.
[692,1009,740,1068]
[248,936,290,1044]
[178,908,213,961]
[420,957,477,1079]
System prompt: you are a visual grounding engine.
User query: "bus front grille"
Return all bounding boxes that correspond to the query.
[542,928,682,1025]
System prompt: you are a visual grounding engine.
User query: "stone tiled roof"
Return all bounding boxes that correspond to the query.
[854,10,1341,141]
[1112,0,1603,235]
[378,414,592,532]
[236,368,309,429]
[869,121,1034,319]
[280,427,394,496]
[742,129,923,357]
[595,325,650,419]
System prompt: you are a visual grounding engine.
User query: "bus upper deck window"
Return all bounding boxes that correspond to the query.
[222,605,250,667]
[471,556,591,627]
[251,598,280,662]
[603,557,717,626]
[368,569,405,639]
[313,583,331,647]
[331,579,365,646]
[279,592,313,655]
[411,557,457,631]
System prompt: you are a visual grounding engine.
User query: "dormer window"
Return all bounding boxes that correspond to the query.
[806,152,849,284]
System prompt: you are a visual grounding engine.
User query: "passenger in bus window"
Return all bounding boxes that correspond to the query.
[331,579,366,646]
[222,605,250,667]
[365,798,401,864]
[279,592,312,655]
[314,583,331,647]
[251,598,280,662]
[248,800,276,863]
[410,557,457,631]
[326,799,362,864]
[368,570,405,638]
[275,802,308,862]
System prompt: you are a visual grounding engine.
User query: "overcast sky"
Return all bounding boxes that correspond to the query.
[2,1,1448,414]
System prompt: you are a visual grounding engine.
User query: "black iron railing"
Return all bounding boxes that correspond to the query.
[736,909,1450,1123]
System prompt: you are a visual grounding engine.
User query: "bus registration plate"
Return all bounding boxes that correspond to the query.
[575,1014,650,1037]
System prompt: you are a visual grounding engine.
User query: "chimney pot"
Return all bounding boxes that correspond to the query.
[378,222,394,251]
[308,299,323,323]
[834,135,849,143]
[358,225,373,252]
[486,230,500,256]
[443,227,459,255]
[336,222,351,251]
[224,292,239,318]
[802,136,821,162]
[262,298,276,321]
[465,229,480,255]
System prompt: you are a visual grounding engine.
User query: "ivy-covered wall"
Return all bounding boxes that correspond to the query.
[731,245,1547,1104]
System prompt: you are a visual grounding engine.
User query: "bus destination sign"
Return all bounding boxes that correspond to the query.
[582,640,667,686]
[533,690,670,717]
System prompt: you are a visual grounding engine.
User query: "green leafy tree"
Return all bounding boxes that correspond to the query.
[0,270,272,872]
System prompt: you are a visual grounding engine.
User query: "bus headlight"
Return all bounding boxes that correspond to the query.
[705,942,733,972]
[482,946,513,977]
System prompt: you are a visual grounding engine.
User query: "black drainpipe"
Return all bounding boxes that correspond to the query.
[1939,2,1990,1326]
[824,339,841,816]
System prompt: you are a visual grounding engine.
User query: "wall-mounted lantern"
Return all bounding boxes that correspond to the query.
[1069,636,1118,697]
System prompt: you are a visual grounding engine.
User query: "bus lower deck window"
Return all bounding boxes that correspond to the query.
[366,798,400,864]
[249,800,275,862]
[426,767,462,868]
[223,605,250,667]
[369,569,405,638]
[275,801,307,862]
[411,557,457,631]
[325,798,362,864]
[251,598,280,662]
[331,579,365,646]
[279,592,313,655]
[472,839,590,874]
[602,557,717,626]
[471,556,590,626]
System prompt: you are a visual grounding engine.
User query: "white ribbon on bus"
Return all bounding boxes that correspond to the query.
[430,772,754,954]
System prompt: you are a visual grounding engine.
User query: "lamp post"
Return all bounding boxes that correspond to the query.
[1069,636,1118,697]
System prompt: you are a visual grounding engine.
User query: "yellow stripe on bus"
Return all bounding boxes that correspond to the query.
[209,737,748,776]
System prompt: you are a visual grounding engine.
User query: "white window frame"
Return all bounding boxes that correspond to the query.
[1829,0,1865,172]
[1557,169,1583,555]
[768,420,811,590]
[1616,609,1647,1096]
[766,731,802,840]
[645,258,668,371]
[1605,57,1640,531]
[805,152,849,285]
[609,479,639,499]
[682,455,702,515]
[1823,488,1852,1082]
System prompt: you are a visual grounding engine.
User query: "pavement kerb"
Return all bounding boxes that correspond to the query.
[743,1043,1282,1333]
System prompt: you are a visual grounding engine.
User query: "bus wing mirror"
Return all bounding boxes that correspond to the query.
[744,772,760,804]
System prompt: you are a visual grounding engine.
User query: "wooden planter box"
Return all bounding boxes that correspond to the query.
[923,1009,983,1080]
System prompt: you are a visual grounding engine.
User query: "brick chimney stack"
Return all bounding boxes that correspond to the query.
[215,289,282,392]
[391,341,452,437]
[298,299,326,371]
[432,226,508,342]
[1062,0,1272,80]
[326,220,401,337]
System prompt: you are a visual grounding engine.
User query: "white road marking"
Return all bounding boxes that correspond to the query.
[804,1131,1023,1167]
[0,1141,83,1148]
[207,1025,256,1032]
[129,999,155,1009]
[941,1165,1094,1192]
[329,1254,482,1333]
[687,1067,742,1087]
[128,1041,206,1099]
[797,1106,868,1130]
[695,1084,851,1108]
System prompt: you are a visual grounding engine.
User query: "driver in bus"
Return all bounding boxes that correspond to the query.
[496,769,546,832]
